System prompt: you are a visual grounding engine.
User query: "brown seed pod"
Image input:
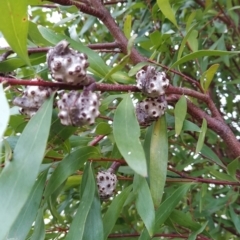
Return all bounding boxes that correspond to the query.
[13,79,53,117]
[136,66,169,98]
[57,88,100,126]
[47,40,90,85]
[136,96,167,126]
[96,170,117,200]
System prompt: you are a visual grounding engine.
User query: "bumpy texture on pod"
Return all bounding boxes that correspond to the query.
[47,40,90,85]
[57,89,100,126]
[136,66,169,98]
[96,170,117,200]
[136,96,167,126]
[13,79,53,117]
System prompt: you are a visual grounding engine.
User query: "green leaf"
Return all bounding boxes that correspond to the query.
[44,146,99,200]
[83,197,104,240]
[113,94,147,177]
[201,145,225,167]
[124,15,132,39]
[127,34,138,54]
[128,62,149,77]
[65,164,96,240]
[171,50,240,68]
[155,184,192,229]
[0,85,10,149]
[169,210,205,232]
[150,116,168,208]
[139,184,192,239]
[195,118,207,154]
[157,0,178,28]
[133,174,155,236]
[227,158,240,181]
[200,64,219,93]
[0,0,30,65]
[7,171,48,240]
[103,185,132,239]
[210,169,236,182]
[229,206,240,234]
[174,95,187,136]
[188,30,198,52]
[104,55,130,81]
[177,24,198,61]
[0,95,53,239]
[30,209,45,240]
[188,221,208,240]
[95,122,112,135]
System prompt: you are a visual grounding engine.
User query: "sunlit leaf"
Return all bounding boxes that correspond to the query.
[0,0,29,65]
[174,95,187,136]
[124,15,132,39]
[195,118,207,154]
[200,64,219,93]
[157,0,178,28]
[172,50,240,68]
[150,116,168,208]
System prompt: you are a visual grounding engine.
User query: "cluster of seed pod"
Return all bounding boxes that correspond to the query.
[57,88,100,126]
[12,79,53,117]
[135,66,169,126]
[47,40,90,85]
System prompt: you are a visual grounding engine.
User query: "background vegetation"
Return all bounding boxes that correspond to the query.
[0,0,240,239]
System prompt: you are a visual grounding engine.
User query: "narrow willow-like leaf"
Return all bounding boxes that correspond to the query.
[227,158,240,181]
[124,15,132,39]
[65,164,95,240]
[155,184,192,228]
[200,64,219,93]
[113,94,147,177]
[103,185,132,239]
[0,95,53,239]
[0,85,10,150]
[174,95,187,136]
[177,24,198,61]
[157,0,178,28]
[201,145,225,167]
[139,184,192,239]
[31,209,45,240]
[7,171,48,240]
[83,197,104,240]
[195,118,207,154]
[0,0,29,65]
[150,116,168,208]
[171,50,240,68]
[128,62,149,77]
[188,221,208,240]
[133,174,155,236]
[229,206,240,233]
[44,146,99,200]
